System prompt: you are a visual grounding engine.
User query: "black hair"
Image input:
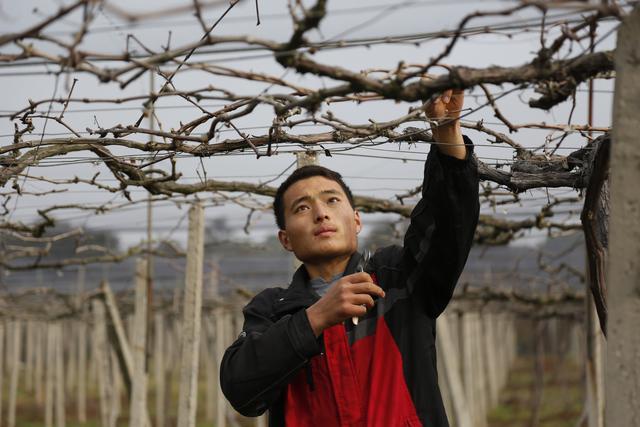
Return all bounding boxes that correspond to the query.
[273,165,355,230]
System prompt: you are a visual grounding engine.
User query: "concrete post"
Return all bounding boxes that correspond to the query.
[177,203,205,427]
[129,259,149,427]
[607,5,640,425]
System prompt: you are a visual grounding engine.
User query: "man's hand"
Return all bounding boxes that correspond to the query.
[424,88,467,160]
[306,272,386,337]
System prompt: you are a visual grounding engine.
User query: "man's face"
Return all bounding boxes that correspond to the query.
[278,176,361,263]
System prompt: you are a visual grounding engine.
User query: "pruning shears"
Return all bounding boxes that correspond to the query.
[352,250,371,326]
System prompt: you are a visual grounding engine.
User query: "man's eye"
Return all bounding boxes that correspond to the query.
[295,205,309,212]
[328,197,340,203]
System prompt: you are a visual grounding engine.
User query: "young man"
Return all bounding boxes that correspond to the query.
[221,89,479,426]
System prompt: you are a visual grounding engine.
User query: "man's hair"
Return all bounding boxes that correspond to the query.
[274,165,355,230]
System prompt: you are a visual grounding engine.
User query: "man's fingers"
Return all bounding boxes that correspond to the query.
[349,282,385,298]
[449,89,465,112]
[344,272,374,283]
[442,89,452,104]
[339,273,385,298]
[351,294,375,310]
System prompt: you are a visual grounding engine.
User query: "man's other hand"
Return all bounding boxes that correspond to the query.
[306,272,386,337]
[424,88,467,160]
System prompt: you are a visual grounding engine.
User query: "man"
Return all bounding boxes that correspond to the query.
[221,89,479,426]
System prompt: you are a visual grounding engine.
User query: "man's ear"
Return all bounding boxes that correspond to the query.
[354,210,362,235]
[277,229,293,252]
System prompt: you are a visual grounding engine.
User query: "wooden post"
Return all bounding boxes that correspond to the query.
[101,280,134,395]
[215,309,228,427]
[471,314,487,427]
[607,5,640,427]
[8,320,21,427]
[165,316,177,417]
[460,312,481,424]
[586,294,605,427]
[75,265,87,422]
[0,321,4,424]
[126,314,134,348]
[92,299,111,427]
[292,151,319,270]
[54,324,66,427]
[295,151,318,168]
[110,350,122,427]
[204,317,216,423]
[496,314,508,392]
[483,313,500,408]
[77,319,87,423]
[256,414,268,427]
[25,320,34,392]
[35,322,44,405]
[154,312,166,427]
[177,203,205,427]
[507,315,517,365]
[64,322,76,397]
[130,259,149,427]
[569,320,583,364]
[45,323,55,427]
[436,313,473,427]
[500,314,512,387]
[88,326,97,395]
[206,258,225,425]
[198,318,209,419]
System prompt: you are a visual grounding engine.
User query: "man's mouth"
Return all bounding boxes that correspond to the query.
[314,226,337,236]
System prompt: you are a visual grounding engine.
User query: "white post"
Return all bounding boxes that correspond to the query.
[0,321,4,424]
[101,280,134,390]
[176,203,205,427]
[204,316,216,423]
[92,299,111,427]
[77,318,87,423]
[154,312,166,427]
[130,259,149,427]
[45,323,55,427]
[76,266,87,422]
[586,294,605,427]
[295,151,318,168]
[110,350,122,427]
[65,322,76,396]
[8,320,22,427]
[483,313,500,408]
[459,313,478,424]
[215,309,228,427]
[25,320,35,392]
[35,322,44,406]
[471,314,487,427]
[54,324,66,427]
[436,313,473,427]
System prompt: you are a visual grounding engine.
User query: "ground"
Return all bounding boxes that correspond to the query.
[8,354,583,426]
[488,355,584,427]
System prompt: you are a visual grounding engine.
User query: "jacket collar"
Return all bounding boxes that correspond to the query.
[273,252,363,316]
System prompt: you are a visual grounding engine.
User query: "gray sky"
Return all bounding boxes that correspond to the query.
[0,0,618,249]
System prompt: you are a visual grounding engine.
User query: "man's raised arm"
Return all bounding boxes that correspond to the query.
[402,89,480,318]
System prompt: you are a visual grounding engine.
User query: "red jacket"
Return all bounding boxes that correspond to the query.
[221,139,479,426]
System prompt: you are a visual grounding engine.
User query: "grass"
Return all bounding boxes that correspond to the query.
[488,355,584,427]
[6,354,583,426]
[7,370,257,427]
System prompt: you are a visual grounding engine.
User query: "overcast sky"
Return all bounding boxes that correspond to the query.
[0,0,619,249]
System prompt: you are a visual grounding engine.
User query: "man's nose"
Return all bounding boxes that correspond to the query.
[313,203,329,222]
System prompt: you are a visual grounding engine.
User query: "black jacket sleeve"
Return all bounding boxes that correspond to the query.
[402,136,479,318]
[219,288,321,416]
